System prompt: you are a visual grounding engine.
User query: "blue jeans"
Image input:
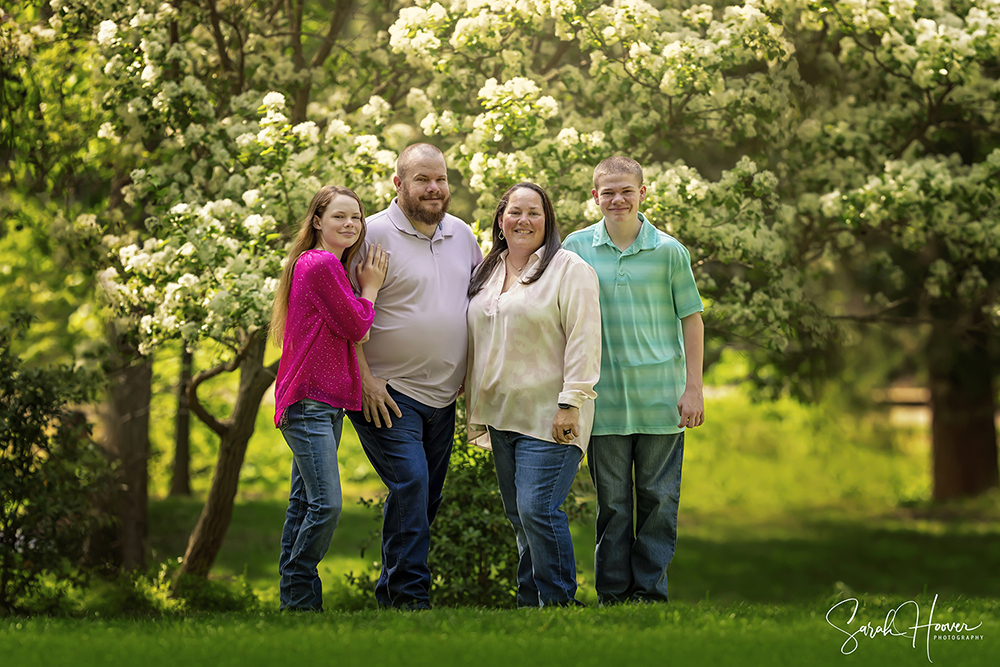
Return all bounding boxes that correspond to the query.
[278,399,344,611]
[347,386,455,609]
[588,432,684,605]
[489,428,583,608]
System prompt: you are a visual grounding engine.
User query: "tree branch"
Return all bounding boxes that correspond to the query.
[290,0,306,73]
[311,0,356,69]
[185,335,259,437]
[540,40,572,75]
[205,0,235,73]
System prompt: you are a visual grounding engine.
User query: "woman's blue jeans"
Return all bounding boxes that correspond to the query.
[587,432,684,605]
[488,427,583,608]
[278,399,344,611]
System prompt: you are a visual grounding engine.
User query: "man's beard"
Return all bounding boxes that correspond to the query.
[398,187,450,226]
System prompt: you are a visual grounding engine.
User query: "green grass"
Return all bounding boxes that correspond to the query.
[9,384,999,666]
[4,600,997,667]
[148,496,1000,608]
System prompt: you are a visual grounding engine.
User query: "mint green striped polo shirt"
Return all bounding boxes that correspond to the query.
[562,214,704,436]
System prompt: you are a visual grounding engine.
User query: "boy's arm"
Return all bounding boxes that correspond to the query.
[677,311,704,428]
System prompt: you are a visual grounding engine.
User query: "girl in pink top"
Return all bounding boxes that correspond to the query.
[270,185,387,611]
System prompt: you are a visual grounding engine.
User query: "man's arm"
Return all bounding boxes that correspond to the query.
[677,311,705,428]
[356,343,402,428]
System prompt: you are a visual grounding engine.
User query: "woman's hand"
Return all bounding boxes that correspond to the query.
[552,406,580,445]
[357,244,388,300]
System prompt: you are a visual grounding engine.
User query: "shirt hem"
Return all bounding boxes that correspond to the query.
[591,427,685,436]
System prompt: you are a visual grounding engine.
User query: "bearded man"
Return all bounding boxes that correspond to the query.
[347,143,482,610]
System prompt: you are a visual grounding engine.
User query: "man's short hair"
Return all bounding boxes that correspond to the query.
[396,143,445,181]
[593,156,643,190]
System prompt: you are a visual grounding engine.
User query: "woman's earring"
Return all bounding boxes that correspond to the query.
[498,230,505,241]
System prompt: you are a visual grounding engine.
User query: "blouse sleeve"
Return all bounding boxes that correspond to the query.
[557,254,602,407]
[298,252,375,342]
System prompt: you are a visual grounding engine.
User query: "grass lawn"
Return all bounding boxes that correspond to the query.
[4,599,997,667]
[5,390,999,666]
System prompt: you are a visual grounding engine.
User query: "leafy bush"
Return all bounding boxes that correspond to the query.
[346,398,599,608]
[343,401,521,608]
[172,571,259,612]
[0,312,115,615]
[427,433,520,608]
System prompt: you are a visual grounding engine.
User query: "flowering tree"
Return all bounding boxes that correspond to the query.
[63,0,405,580]
[390,0,1000,499]
[788,0,1000,499]
[2,1,159,569]
[391,0,828,353]
[79,0,821,581]
[9,0,997,590]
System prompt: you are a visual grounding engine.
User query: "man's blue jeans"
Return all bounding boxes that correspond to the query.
[348,387,455,609]
[278,399,344,611]
[587,432,684,605]
[489,428,584,608]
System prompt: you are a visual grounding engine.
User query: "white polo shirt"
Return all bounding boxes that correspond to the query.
[357,199,482,408]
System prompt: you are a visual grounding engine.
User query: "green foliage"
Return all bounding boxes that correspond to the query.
[343,398,521,608]
[172,571,258,613]
[426,436,519,608]
[685,351,930,514]
[342,398,595,609]
[0,312,115,614]
[9,558,261,617]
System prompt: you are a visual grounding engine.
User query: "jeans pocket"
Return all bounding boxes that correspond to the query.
[278,409,291,432]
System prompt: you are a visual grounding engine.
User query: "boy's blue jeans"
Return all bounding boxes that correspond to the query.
[588,432,684,605]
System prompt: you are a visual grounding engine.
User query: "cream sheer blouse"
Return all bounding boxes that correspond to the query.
[465,248,602,452]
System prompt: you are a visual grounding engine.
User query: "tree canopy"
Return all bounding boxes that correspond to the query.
[3,0,998,524]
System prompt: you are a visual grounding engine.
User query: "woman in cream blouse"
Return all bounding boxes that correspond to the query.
[465,182,601,608]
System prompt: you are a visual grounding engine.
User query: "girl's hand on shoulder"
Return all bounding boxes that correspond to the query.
[358,244,388,294]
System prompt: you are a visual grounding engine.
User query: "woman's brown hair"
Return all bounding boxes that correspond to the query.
[269,185,367,346]
[468,182,561,298]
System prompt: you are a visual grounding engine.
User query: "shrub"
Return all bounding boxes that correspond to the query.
[427,431,520,608]
[344,397,595,608]
[172,571,259,612]
[0,312,115,615]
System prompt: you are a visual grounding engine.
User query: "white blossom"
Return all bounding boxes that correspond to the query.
[243,214,265,236]
[262,91,286,109]
[242,189,261,207]
[292,121,319,144]
[325,119,352,141]
[96,20,118,46]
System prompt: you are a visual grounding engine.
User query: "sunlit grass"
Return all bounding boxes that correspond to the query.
[4,599,998,667]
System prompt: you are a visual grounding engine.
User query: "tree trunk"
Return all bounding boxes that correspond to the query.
[927,316,1000,500]
[169,346,194,497]
[105,324,153,570]
[174,336,275,581]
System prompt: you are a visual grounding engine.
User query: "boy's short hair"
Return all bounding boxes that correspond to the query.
[593,156,643,190]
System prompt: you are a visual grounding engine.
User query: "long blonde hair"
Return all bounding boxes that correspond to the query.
[269,185,367,346]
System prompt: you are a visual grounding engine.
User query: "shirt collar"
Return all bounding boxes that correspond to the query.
[499,246,545,279]
[387,199,451,241]
[593,212,657,254]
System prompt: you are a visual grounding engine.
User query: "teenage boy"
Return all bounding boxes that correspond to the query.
[562,155,705,605]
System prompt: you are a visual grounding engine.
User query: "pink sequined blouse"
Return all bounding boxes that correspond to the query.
[273,249,374,426]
